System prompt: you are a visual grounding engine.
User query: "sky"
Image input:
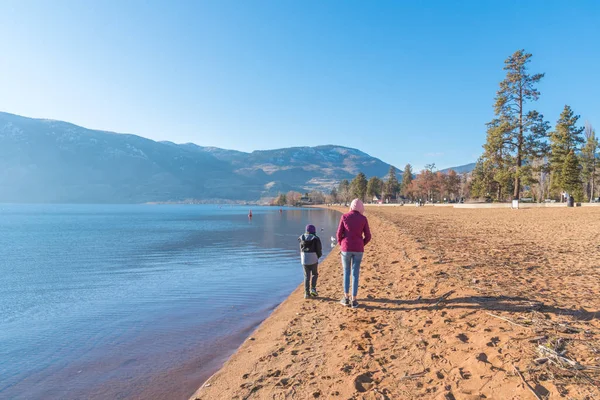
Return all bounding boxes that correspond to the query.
[1,1,599,171]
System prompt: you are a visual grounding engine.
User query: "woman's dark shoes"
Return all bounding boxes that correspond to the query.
[340,297,350,306]
[351,300,359,308]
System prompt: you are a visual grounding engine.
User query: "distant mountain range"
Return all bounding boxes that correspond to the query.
[439,163,477,174]
[0,112,474,203]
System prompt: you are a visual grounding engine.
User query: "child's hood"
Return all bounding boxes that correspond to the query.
[299,233,318,242]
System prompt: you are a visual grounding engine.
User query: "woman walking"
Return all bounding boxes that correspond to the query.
[336,199,371,308]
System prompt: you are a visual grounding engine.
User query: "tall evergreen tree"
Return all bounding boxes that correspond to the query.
[401,164,413,197]
[479,120,515,200]
[581,121,598,201]
[549,105,584,193]
[489,50,549,199]
[384,166,399,200]
[470,158,493,199]
[562,150,582,200]
[274,193,287,206]
[351,172,368,201]
[366,176,383,200]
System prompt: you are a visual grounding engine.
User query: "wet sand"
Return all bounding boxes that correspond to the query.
[192,206,600,399]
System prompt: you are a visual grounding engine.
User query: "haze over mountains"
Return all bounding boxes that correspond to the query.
[0,112,473,203]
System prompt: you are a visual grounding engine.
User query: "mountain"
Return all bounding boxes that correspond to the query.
[0,112,400,203]
[440,162,476,174]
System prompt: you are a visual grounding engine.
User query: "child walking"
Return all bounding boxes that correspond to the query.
[299,224,323,299]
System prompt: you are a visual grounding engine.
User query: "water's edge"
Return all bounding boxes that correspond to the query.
[189,208,342,399]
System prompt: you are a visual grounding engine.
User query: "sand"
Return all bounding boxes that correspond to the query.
[191,206,600,400]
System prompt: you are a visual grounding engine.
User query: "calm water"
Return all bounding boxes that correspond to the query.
[0,204,340,400]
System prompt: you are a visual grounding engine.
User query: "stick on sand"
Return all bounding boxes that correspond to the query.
[512,364,543,400]
[486,312,530,329]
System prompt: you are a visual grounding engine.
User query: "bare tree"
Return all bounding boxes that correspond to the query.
[308,190,326,204]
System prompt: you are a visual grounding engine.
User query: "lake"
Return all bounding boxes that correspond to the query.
[0,204,340,399]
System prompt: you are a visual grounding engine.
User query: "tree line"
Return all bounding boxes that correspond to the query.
[270,164,469,206]
[325,165,467,205]
[471,49,599,202]
[271,190,325,206]
[272,50,600,206]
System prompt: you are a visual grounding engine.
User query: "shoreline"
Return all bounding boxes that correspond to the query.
[191,206,600,400]
[189,207,344,396]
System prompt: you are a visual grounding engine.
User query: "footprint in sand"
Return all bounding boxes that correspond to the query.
[459,368,472,379]
[275,378,290,387]
[354,372,375,392]
[476,353,491,366]
[266,369,282,378]
[456,333,469,343]
[341,364,354,374]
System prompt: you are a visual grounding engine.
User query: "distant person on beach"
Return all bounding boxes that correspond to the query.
[299,224,323,299]
[336,199,371,308]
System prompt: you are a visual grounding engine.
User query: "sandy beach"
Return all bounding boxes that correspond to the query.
[192,206,600,400]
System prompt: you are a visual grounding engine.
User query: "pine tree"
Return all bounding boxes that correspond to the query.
[351,172,368,201]
[384,166,399,201]
[470,158,492,199]
[274,193,287,206]
[366,176,383,200]
[401,164,413,197]
[549,105,584,193]
[562,150,582,200]
[480,120,515,200]
[581,121,598,201]
[489,50,549,199]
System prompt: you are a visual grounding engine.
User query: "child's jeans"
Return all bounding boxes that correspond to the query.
[341,251,363,297]
[303,263,318,293]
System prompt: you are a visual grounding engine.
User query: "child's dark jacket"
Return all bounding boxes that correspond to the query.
[298,234,322,266]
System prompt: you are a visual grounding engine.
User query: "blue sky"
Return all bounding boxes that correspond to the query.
[1,1,599,171]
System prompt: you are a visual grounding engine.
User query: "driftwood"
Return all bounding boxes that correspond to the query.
[537,345,588,370]
[399,371,427,380]
[486,312,531,329]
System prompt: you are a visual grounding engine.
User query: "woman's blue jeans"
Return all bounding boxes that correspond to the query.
[341,251,363,297]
